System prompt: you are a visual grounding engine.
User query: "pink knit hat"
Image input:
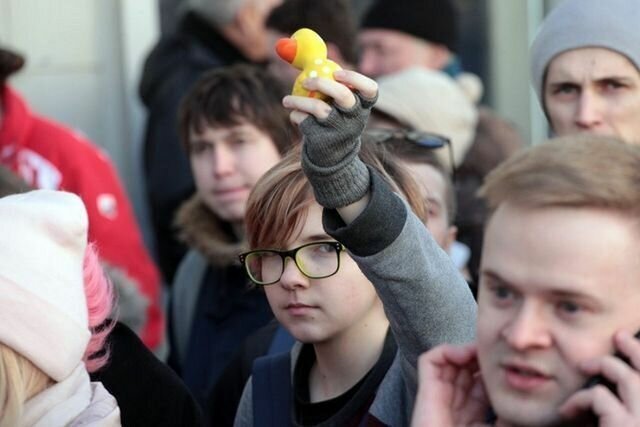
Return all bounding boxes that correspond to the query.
[0,190,91,382]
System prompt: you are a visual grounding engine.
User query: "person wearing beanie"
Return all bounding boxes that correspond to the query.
[0,190,121,426]
[373,67,480,171]
[367,67,479,282]
[530,0,640,145]
[358,0,526,284]
[359,0,459,79]
[0,46,166,353]
[0,149,205,427]
[372,67,523,285]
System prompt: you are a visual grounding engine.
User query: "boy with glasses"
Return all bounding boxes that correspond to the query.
[234,70,476,426]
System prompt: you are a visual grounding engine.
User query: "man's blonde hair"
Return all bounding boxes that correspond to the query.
[479,135,640,217]
[0,344,51,427]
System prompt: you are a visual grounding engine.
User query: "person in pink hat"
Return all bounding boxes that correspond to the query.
[0,190,121,426]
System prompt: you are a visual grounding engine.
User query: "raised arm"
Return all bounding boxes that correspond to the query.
[284,68,477,370]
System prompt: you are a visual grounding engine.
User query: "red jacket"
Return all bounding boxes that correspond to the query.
[0,85,164,350]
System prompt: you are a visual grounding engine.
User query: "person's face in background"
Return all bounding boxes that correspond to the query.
[366,112,457,252]
[236,0,283,61]
[358,29,447,79]
[477,203,640,426]
[544,47,640,145]
[403,161,456,251]
[188,120,281,224]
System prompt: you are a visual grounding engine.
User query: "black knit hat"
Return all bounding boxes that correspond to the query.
[361,0,459,52]
[0,47,25,83]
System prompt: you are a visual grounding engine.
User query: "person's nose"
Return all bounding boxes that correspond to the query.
[501,303,552,351]
[212,144,236,178]
[278,257,310,291]
[575,90,603,130]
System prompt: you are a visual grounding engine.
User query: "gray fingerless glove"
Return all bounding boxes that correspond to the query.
[300,91,378,208]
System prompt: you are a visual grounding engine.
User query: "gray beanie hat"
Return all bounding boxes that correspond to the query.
[530,0,640,104]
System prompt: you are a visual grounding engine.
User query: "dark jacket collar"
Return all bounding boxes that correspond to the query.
[175,194,246,267]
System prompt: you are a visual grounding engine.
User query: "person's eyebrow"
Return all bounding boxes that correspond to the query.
[426,196,443,208]
[480,270,514,288]
[481,270,602,306]
[300,234,332,244]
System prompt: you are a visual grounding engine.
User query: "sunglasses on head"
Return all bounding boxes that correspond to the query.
[365,128,456,181]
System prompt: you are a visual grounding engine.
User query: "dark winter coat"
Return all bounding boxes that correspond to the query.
[139,11,251,282]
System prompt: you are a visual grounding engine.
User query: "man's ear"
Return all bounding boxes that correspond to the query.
[233,2,257,36]
[420,41,451,70]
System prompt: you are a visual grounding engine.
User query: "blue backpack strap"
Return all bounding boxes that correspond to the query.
[251,352,292,427]
[267,325,295,356]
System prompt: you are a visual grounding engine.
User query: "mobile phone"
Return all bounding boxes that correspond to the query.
[583,329,640,393]
[574,330,640,424]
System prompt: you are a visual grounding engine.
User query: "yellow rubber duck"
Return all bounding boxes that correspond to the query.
[275,28,342,100]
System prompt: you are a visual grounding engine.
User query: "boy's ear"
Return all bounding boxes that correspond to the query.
[443,225,458,253]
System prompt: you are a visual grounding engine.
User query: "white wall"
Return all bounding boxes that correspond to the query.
[0,0,159,204]
[488,0,548,145]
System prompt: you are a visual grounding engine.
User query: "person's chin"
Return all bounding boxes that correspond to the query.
[283,321,329,345]
[491,391,564,427]
[209,205,245,224]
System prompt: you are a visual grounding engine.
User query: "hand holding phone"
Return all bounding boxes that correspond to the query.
[582,330,640,394]
[559,330,640,426]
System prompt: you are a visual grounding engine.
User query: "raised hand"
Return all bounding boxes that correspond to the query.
[281,70,377,212]
[412,344,491,427]
[283,69,378,125]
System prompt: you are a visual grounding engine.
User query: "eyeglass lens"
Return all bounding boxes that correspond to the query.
[244,242,340,285]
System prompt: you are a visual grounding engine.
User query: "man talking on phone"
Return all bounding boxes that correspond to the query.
[411,135,640,427]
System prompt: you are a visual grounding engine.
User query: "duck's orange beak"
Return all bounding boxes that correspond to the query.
[276,38,297,64]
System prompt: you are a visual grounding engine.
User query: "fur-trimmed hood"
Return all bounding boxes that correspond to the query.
[174,194,247,267]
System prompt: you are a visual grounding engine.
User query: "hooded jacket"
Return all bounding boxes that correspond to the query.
[0,85,164,350]
[169,195,273,408]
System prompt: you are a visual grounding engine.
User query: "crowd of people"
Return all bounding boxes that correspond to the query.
[1,0,640,425]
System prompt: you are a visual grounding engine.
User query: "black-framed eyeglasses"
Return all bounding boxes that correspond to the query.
[239,241,345,286]
[365,128,456,181]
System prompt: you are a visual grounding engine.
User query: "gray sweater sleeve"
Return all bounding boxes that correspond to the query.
[323,170,477,368]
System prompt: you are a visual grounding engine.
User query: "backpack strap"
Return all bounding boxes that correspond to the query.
[267,325,295,356]
[251,352,292,427]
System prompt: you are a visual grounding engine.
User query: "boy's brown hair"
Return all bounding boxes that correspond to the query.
[479,135,640,217]
[245,142,428,249]
[178,63,299,154]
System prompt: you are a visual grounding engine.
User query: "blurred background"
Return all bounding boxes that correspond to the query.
[0,0,562,236]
